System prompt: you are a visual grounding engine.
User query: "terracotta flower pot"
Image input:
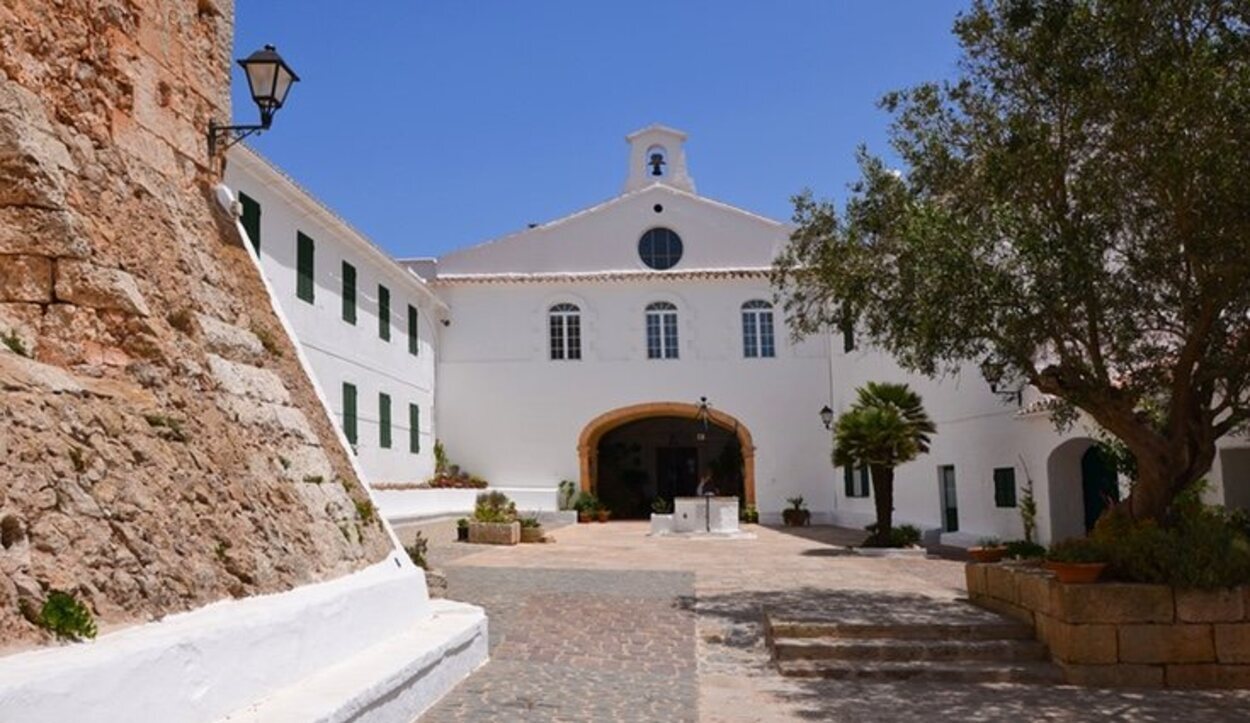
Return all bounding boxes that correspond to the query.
[597,510,611,523]
[578,511,592,523]
[520,526,545,543]
[782,509,810,527]
[1043,561,1107,584]
[969,546,1007,563]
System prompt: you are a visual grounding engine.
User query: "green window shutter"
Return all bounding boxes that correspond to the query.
[341,262,357,324]
[239,192,261,253]
[407,304,418,356]
[342,382,357,446]
[994,467,1018,508]
[378,285,390,341]
[843,466,854,496]
[379,392,392,449]
[409,403,420,454]
[296,232,315,303]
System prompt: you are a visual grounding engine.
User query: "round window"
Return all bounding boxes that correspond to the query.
[638,228,683,270]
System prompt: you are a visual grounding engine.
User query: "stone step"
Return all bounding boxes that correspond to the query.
[767,620,1036,642]
[775,659,1065,684]
[773,636,1049,663]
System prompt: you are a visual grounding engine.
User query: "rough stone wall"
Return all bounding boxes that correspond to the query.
[0,0,391,652]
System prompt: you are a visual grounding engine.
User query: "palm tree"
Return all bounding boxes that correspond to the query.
[833,382,936,545]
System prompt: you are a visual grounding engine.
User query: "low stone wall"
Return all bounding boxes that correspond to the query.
[967,563,1250,687]
[467,521,520,546]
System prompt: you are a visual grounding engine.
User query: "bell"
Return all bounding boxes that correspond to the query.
[649,153,666,176]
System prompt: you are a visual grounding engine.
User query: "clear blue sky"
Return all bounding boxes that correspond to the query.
[233,1,969,258]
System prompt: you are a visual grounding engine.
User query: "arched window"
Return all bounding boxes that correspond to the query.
[645,301,679,359]
[549,303,581,360]
[741,300,775,358]
[638,228,683,270]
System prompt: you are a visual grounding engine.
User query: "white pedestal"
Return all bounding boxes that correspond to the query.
[673,497,740,534]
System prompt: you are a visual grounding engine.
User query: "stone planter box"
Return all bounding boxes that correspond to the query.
[650,513,674,536]
[520,526,544,543]
[967,562,1250,688]
[467,521,520,545]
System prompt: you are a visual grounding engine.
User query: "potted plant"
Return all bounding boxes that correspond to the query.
[1044,538,1108,583]
[969,536,1007,563]
[519,515,544,543]
[1003,539,1046,562]
[739,504,760,525]
[573,492,599,523]
[650,497,674,535]
[782,496,810,527]
[456,517,469,542]
[467,491,521,545]
[596,504,611,523]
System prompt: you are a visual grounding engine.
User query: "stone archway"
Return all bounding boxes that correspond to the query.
[577,402,756,507]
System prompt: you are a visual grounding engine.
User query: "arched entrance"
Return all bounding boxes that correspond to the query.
[578,402,756,518]
[1046,437,1121,541]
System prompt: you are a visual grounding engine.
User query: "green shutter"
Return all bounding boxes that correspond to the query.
[342,382,357,446]
[239,192,261,252]
[378,285,390,341]
[379,392,392,449]
[296,232,315,303]
[341,261,357,324]
[407,304,418,356]
[994,467,1018,507]
[844,466,854,496]
[409,403,420,454]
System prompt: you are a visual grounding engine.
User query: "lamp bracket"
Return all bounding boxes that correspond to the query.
[208,119,270,158]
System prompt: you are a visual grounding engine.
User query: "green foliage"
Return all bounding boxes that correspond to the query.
[1046,538,1107,564]
[302,475,325,484]
[405,532,429,569]
[1091,494,1250,588]
[773,0,1250,523]
[473,491,517,523]
[433,440,449,476]
[863,523,922,548]
[354,498,377,524]
[38,590,97,641]
[572,491,601,514]
[144,414,188,443]
[1,330,28,357]
[557,480,578,511]
[739,504,759,524]
[976,537,1002,548]
[1018,472,1039,544]
[832,383,935,470]
[251,323,283,357]
[519,515,542,529]
[1004,540,1046,559]
[651,497,671,514]
[456,517,469,529]
[785,496,807,511]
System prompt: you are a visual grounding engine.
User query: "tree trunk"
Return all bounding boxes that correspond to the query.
[1126,441,1217,523]
[871,465,895,541]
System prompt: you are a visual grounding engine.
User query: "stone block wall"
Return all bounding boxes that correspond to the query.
[968,563,1250,687]
[0,1,391,652]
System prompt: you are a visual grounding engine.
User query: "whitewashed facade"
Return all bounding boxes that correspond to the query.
[225,148,446,486]
[227,128,1250,545]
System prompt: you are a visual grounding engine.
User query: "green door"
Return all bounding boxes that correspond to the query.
[939,465,958,532]
[1081,446,1119,531]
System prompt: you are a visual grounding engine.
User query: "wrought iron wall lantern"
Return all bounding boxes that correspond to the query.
[695,396,711,442]
[819,405,834,430]
[208,44,300,157]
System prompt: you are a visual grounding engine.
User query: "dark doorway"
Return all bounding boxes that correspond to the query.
[1081,446,1120,531]
[657,447,698,500]
[939,465,959,532]
[595,415,741,518]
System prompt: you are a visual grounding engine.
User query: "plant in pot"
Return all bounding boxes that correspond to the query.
[456,517,469,542]
[596,503,611,523]
[739,504,759,525]
[1003,539,1046,561]
[650,497,674,535]
[573,492,599,523]
[1044,537,1108,584]
[782,496,810,527]
[468,491,521,545]
[969,536,1007,563]
[519,515,544,543]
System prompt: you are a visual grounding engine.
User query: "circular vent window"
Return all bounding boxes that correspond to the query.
[638,227,683,270]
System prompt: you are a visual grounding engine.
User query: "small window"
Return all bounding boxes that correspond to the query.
[994,467,1018,508]
[844,465,870,497]
[742,300,776,358]
[409,403,420,454]
[378,285,390,341]
[342,382,357,446]
[407,305,419,356]
[379,392,392,449]
[239,191,261,253]
[645,301,678,359]
[341,261,357,324]
[296,232,315,303]
[638,228,683,270]
[549,303,582,361]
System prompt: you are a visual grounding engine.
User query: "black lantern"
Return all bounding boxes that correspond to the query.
[819,405,834,430]
[695,396,711,442]
[208,44,300,157]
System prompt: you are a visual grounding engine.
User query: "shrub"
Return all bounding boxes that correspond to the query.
[1004,539,1046,559]
[1091,499,1250,588]
[739,504,759,524]
[474,491,517,523]
[651,497,671,514]
[786,496,806,511]
[573,492,600,514]
[1046,537,1106,564]
[354,498,378,524]
[1,330,28,357]
[863,523,922,548]
[519,515,542,529]
[558,480,578,511]
[38,590,97,641]
[456,517,469,529]
[405,532,429,569]
[976,536,1002,547]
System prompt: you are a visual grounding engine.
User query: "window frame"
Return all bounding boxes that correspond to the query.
[741,299,776,358]
[844,465,870,498]
[548,303,582,361]
[993,467,1018,508]
[645,301,679,359]
[638,227,684,270]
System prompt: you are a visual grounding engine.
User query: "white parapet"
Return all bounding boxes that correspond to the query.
[0,555,487,723]
[673,496,740,534]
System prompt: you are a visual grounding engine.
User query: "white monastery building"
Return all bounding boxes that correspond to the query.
[226,125,1250,546]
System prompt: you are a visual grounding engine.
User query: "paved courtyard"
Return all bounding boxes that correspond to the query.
[418,522,1250,722]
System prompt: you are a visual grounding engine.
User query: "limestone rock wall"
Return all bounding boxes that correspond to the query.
[0,0,391,652]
